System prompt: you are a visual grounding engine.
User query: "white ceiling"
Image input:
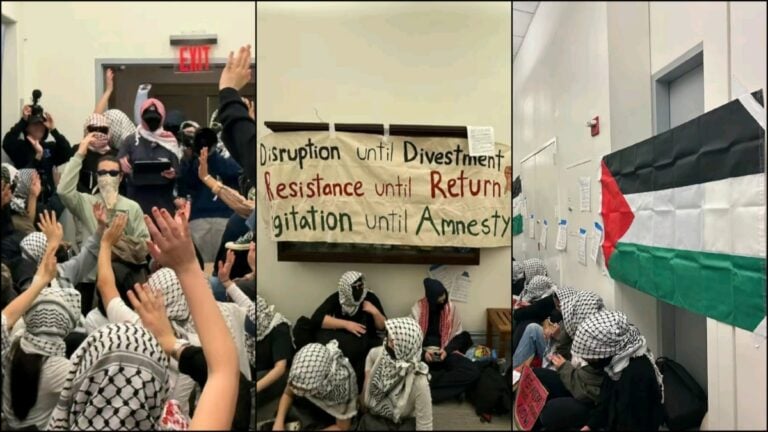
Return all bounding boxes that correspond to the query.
[513,1,539,61]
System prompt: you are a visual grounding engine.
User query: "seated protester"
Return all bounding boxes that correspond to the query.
[1,264,17,309]
[512,275,556,355]
[565,310,665,431]
[521,258,547,287]
[411,278,479,403]
[45,323,180,430]
[359,317,433,431]
[293,271,386,393]
[2,285,81,430]
[512,260,525,296]
[255,294,292,408]
[8,168,43,234]
[271,341,358,431]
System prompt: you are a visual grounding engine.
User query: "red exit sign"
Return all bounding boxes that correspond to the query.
[178,45,211,72]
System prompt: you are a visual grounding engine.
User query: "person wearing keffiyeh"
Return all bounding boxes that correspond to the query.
[75,113,119,194]
[255,295,292,404]
[561,310,665,431]
[360,317,432,431]
[271,341,358,431]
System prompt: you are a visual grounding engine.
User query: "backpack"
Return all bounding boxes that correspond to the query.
[656,356,708,430]
[467,362,512,420]
[465,345,497,364]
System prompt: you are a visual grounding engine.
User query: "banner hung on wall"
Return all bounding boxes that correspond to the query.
[258,131,512,248]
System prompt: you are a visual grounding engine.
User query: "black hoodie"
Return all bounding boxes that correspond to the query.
[2,118,73,203]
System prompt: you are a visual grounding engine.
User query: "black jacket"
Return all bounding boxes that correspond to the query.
[217,88,255,186]
[513,295,556,324]
[587,355,664,431]
[2,118,73,202]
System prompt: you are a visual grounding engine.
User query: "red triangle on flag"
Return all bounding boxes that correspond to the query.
[600,160,635,266]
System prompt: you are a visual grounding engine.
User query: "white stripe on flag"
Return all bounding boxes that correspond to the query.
[619,173,766,258]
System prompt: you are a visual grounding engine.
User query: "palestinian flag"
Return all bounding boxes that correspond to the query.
[600,90,766,332]
[512,176,523,236]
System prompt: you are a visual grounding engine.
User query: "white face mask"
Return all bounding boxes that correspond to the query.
[97,175,120,209]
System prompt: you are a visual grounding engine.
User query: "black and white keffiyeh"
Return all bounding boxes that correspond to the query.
[147,268,195,339]
[572,310,664,402]
[20,231,48,265]
[560,288,604,338]
[256,295,290,342]
[520,275,555,303]
[522,259,547,285]
[10,168,35,215]
[47,323,172,431]
[288,340,357,420]
[366,317,429,423]
[513,261,524,282]
[338,271,367,316]
[103,109,137,149]
[21,287,81,358]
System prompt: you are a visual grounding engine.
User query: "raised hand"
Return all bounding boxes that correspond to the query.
[218,249,236,284]
[37,210,64,249]
[102,212,127,246]
[78,132,98,156]
[22,105,32,120]
[144,207,197,272]
[219,44,252,91]
[43,112,55,130]
[127,282,176,354]
[198,147,209,180]
[35,247,58,284]
[92,201,108,231]
[29,171,42,198]
[105,68,115,93]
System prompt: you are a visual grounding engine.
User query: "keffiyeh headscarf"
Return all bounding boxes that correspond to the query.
[20,231,48,265]
[83,113,112,155]
[103,109,137,149]
[246,300,256,368]
[256,295,291,342]
[572,310,665,402]
[136,99,182,159]
[338,271,367,316]
[288,341,358,420]
[366,318,429,423]
[560,288,604,338]
[47,323,172,430]
[147,269,195,338]
[21,287,81,358]
[522,258,547,285]
[10,168,35,215]
[513,261,524,283]
[417,278,457,350]
[520,275,555,303]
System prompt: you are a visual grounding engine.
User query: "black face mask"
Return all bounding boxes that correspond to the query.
[55,244,74,263]
[352,279,364,302]
[142,111,162,132]
[587,357,613,370]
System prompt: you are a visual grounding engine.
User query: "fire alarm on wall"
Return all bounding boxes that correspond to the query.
[588,116,599,137]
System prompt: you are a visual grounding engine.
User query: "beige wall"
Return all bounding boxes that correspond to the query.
[256,2,512,333]
[1,1,254,157]
[513,1,766,429]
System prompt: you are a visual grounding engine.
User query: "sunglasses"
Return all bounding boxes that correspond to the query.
[87,126,110,135]
[97,169,121,177]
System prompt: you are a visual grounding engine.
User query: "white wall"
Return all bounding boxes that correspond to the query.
[513,1,766,429]
[1,1,254,151]
[256,2,512,333]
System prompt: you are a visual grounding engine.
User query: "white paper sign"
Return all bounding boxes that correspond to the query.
[512,369,521,386]
[579,177,591,212]
[521,198,528,224]
[451,272,471,303]
[555,219,567,251]
[591,222,603,263]
[428,265,471,303]
[540,220,548,249]
[466,126,495,156]
[578,228,587,265]
[529,214,535,239]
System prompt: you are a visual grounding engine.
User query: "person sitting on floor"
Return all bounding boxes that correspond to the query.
[411,278,479,403]
[256,294,292,410]
[511,275,556,361]
[271,341,358,431]
[359,317,433,431]
[513,260,525,296]
[292,271,386,393]
[566,310,664,431]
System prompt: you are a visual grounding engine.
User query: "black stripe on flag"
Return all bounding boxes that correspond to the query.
[512,176,522,199]
[603,90,765,195]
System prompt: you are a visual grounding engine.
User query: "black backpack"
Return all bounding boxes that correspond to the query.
[656,356,708,430]
[467,362,512,419]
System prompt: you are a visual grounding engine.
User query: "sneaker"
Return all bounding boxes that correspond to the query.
[226,230,253,251]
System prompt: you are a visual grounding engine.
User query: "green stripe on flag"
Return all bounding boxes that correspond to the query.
[513,214,523,236]
[609,242,767,331]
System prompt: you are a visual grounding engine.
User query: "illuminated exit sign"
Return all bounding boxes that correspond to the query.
[170,34,217,73]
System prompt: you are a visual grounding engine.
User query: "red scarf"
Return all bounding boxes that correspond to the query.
[417,298,454,349]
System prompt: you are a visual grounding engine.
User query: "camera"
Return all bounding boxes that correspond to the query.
[29,90,45,124]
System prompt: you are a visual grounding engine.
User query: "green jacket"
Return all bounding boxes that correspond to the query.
[57,152,149,241]
[557,361,605,404]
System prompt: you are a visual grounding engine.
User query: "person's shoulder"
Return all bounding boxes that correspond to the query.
[365,291,382,302]
[272,322,291,335]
